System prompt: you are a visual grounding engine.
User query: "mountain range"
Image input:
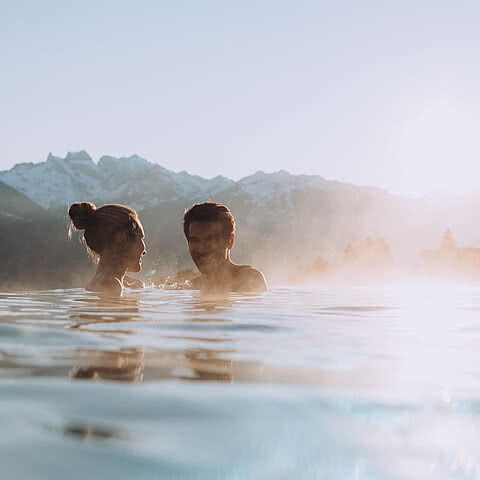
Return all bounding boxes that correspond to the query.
[0,150,386,215]
[1,151,479,289]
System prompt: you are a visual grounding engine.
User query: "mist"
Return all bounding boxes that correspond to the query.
[2,165,479,291]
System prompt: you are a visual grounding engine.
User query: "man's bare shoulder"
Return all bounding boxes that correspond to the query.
[232,265,268,292]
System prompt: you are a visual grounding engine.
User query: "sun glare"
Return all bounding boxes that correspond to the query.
[389,95,479,197]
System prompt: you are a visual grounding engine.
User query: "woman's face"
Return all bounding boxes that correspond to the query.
[126,220,146,272]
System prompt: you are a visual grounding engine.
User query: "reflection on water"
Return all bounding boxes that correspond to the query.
[0,290,267,384]
[70,348,144,382]
[3,286,480,478]
[1,284,480,397]
[65,294,240,383]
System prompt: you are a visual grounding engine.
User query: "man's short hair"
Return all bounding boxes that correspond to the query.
[183,202,236,240]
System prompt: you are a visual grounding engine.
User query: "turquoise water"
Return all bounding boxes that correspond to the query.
[1,285,480,478]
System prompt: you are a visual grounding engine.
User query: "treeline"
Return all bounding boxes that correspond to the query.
[295,236,394,282]
[0,215,96,290]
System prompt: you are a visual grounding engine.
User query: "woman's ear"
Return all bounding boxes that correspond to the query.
[112,230,129,252]
[228,232,235,249]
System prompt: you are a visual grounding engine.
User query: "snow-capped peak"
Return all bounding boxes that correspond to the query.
[64,150,93,164]
[0,151,344,212]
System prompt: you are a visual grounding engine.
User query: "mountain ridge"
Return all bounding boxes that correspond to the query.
[0,151,392,212]
[1,151,480,289]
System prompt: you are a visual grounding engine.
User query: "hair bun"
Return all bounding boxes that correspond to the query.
[68,202,97,230]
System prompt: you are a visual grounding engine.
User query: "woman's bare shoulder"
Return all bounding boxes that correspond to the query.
[87,276,123,296]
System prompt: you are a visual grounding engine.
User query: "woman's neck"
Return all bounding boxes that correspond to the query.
[95,257,128,282]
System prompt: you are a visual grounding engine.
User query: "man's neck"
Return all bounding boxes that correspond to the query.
[201,259,234,287]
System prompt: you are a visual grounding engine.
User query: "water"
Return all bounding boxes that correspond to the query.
[1,285,480,479]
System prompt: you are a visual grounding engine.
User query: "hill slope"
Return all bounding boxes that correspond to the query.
[0,180,46,220]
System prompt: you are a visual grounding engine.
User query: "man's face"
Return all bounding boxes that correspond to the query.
[187,221,232,273]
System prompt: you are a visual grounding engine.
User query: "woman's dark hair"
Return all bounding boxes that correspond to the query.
[68,202,140,260]
[183,202,235,240]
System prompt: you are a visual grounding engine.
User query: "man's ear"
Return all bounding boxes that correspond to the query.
[228,232,234,249]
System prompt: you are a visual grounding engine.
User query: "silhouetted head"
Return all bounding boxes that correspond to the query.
[68,202,146,272]
[183,202,235,273]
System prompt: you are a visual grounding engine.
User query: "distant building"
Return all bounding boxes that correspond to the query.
[423,229,480,273]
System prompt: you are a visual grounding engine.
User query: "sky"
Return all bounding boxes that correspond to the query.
[1,0,480,197]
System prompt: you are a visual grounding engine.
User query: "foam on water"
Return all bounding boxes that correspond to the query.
[1,285,480,478]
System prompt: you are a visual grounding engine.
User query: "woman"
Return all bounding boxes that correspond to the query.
[68,202,146,295]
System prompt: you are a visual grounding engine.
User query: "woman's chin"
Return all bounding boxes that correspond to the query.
[127,263,141,273]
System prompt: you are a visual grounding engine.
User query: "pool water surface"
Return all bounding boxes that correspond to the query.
[1,285,480,479]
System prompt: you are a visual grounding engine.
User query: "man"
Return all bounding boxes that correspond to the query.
[183,202,267,292]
